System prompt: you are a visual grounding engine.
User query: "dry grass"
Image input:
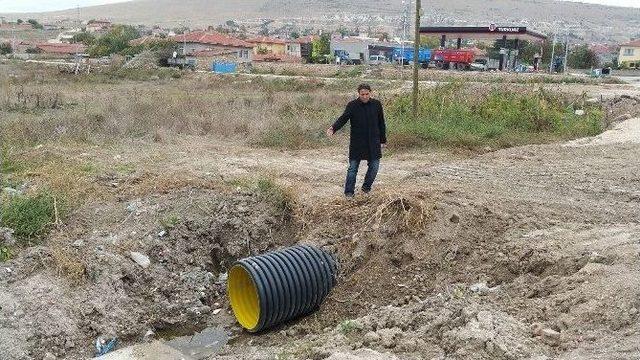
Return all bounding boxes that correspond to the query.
[49,243,87,284]
[297,190,435,238]
[0,65,352,149]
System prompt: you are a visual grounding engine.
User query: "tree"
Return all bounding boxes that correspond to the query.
[27,19,44,29]
[310,33,330,63]
[0,42,12,55]
[567,45,599,69]
[290,31,300,39]
[72,32,96,46]
[88,24,141,57]
[16,19,23,24]
[420,35,441,48]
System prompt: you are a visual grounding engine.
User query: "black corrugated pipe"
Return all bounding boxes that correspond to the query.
[227,244,338,332]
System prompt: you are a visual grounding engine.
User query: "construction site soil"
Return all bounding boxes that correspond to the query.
[0,78,639,360]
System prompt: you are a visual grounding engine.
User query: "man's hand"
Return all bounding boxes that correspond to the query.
[326,127,335,137]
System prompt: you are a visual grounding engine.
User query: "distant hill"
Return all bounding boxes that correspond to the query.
[2,0,639,42]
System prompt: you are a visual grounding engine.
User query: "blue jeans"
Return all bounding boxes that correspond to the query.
[344,159,380,195]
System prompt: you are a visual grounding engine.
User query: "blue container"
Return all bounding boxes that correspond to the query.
[212,62,237,73]
[392,47,431,63]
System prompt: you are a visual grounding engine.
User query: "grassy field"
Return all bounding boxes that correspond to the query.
[0,63,608,246]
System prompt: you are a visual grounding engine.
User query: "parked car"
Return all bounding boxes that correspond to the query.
[470,59,487,71]
[368,54,388,65]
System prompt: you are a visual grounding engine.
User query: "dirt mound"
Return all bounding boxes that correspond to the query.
[602,95,640,126]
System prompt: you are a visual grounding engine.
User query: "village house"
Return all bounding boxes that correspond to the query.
[285,35,317,62]
[618,39,640,69]
[589,43,618,66]
[171,31,253,70]
[247,36,287,55]
[330,35,371,64]
[33,43,87,59]
[86,20,112,33]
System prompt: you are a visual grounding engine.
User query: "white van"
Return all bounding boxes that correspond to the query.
[368,55,387,65]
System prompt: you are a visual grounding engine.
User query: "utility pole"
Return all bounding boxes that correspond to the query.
[549,33,556,73]
[412,0,421,119]
[182,21,187,56]
[76,5,81,56]
[563,34,569,73]
[400,0,408,73]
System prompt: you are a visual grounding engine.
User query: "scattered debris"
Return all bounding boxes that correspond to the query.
[95,337,118,356]
[129,251,151,268]
[469,282,490,294]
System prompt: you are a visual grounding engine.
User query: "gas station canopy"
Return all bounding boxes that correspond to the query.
[420,26,547,42]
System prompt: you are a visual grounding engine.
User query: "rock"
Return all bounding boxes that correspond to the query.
[217,272,228,283]
[43,352,57,360]
[541,328,561,346]
[588,252,606,263]
[0,227,15,246]
[555,318,569,332]
[143,329,155,341]
[449,214,460,224]
[531,323,544,337]
[212,308,222,315]
[157,230,167,237]
[469,282,490,294]
[377,328,401,348]
[130,251,151,268]
[72,239,84,248]
[363,331,381,345]
[574,109,585,116]
[126,201,140,213]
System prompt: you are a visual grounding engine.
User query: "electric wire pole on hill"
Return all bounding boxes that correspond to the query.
[412,0,421,119]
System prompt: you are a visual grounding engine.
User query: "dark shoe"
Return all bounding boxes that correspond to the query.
[361,187,371,194]
[345,192,355,198]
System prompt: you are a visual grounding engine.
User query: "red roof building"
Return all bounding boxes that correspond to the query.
[172,31,253,48]
[35,43,87,55]
[246,36,286,45]
[170,31,252,63]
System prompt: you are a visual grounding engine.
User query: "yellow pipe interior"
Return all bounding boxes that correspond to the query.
[228,264,260,331]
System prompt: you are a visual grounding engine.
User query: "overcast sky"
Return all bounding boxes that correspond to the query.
[0,0,638,13]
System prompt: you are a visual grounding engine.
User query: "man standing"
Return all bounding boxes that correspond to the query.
[326,83,387,197]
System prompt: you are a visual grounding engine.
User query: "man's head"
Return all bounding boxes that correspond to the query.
[357,83,372,103]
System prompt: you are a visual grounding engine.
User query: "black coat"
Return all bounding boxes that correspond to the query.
[332,98,387,160]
